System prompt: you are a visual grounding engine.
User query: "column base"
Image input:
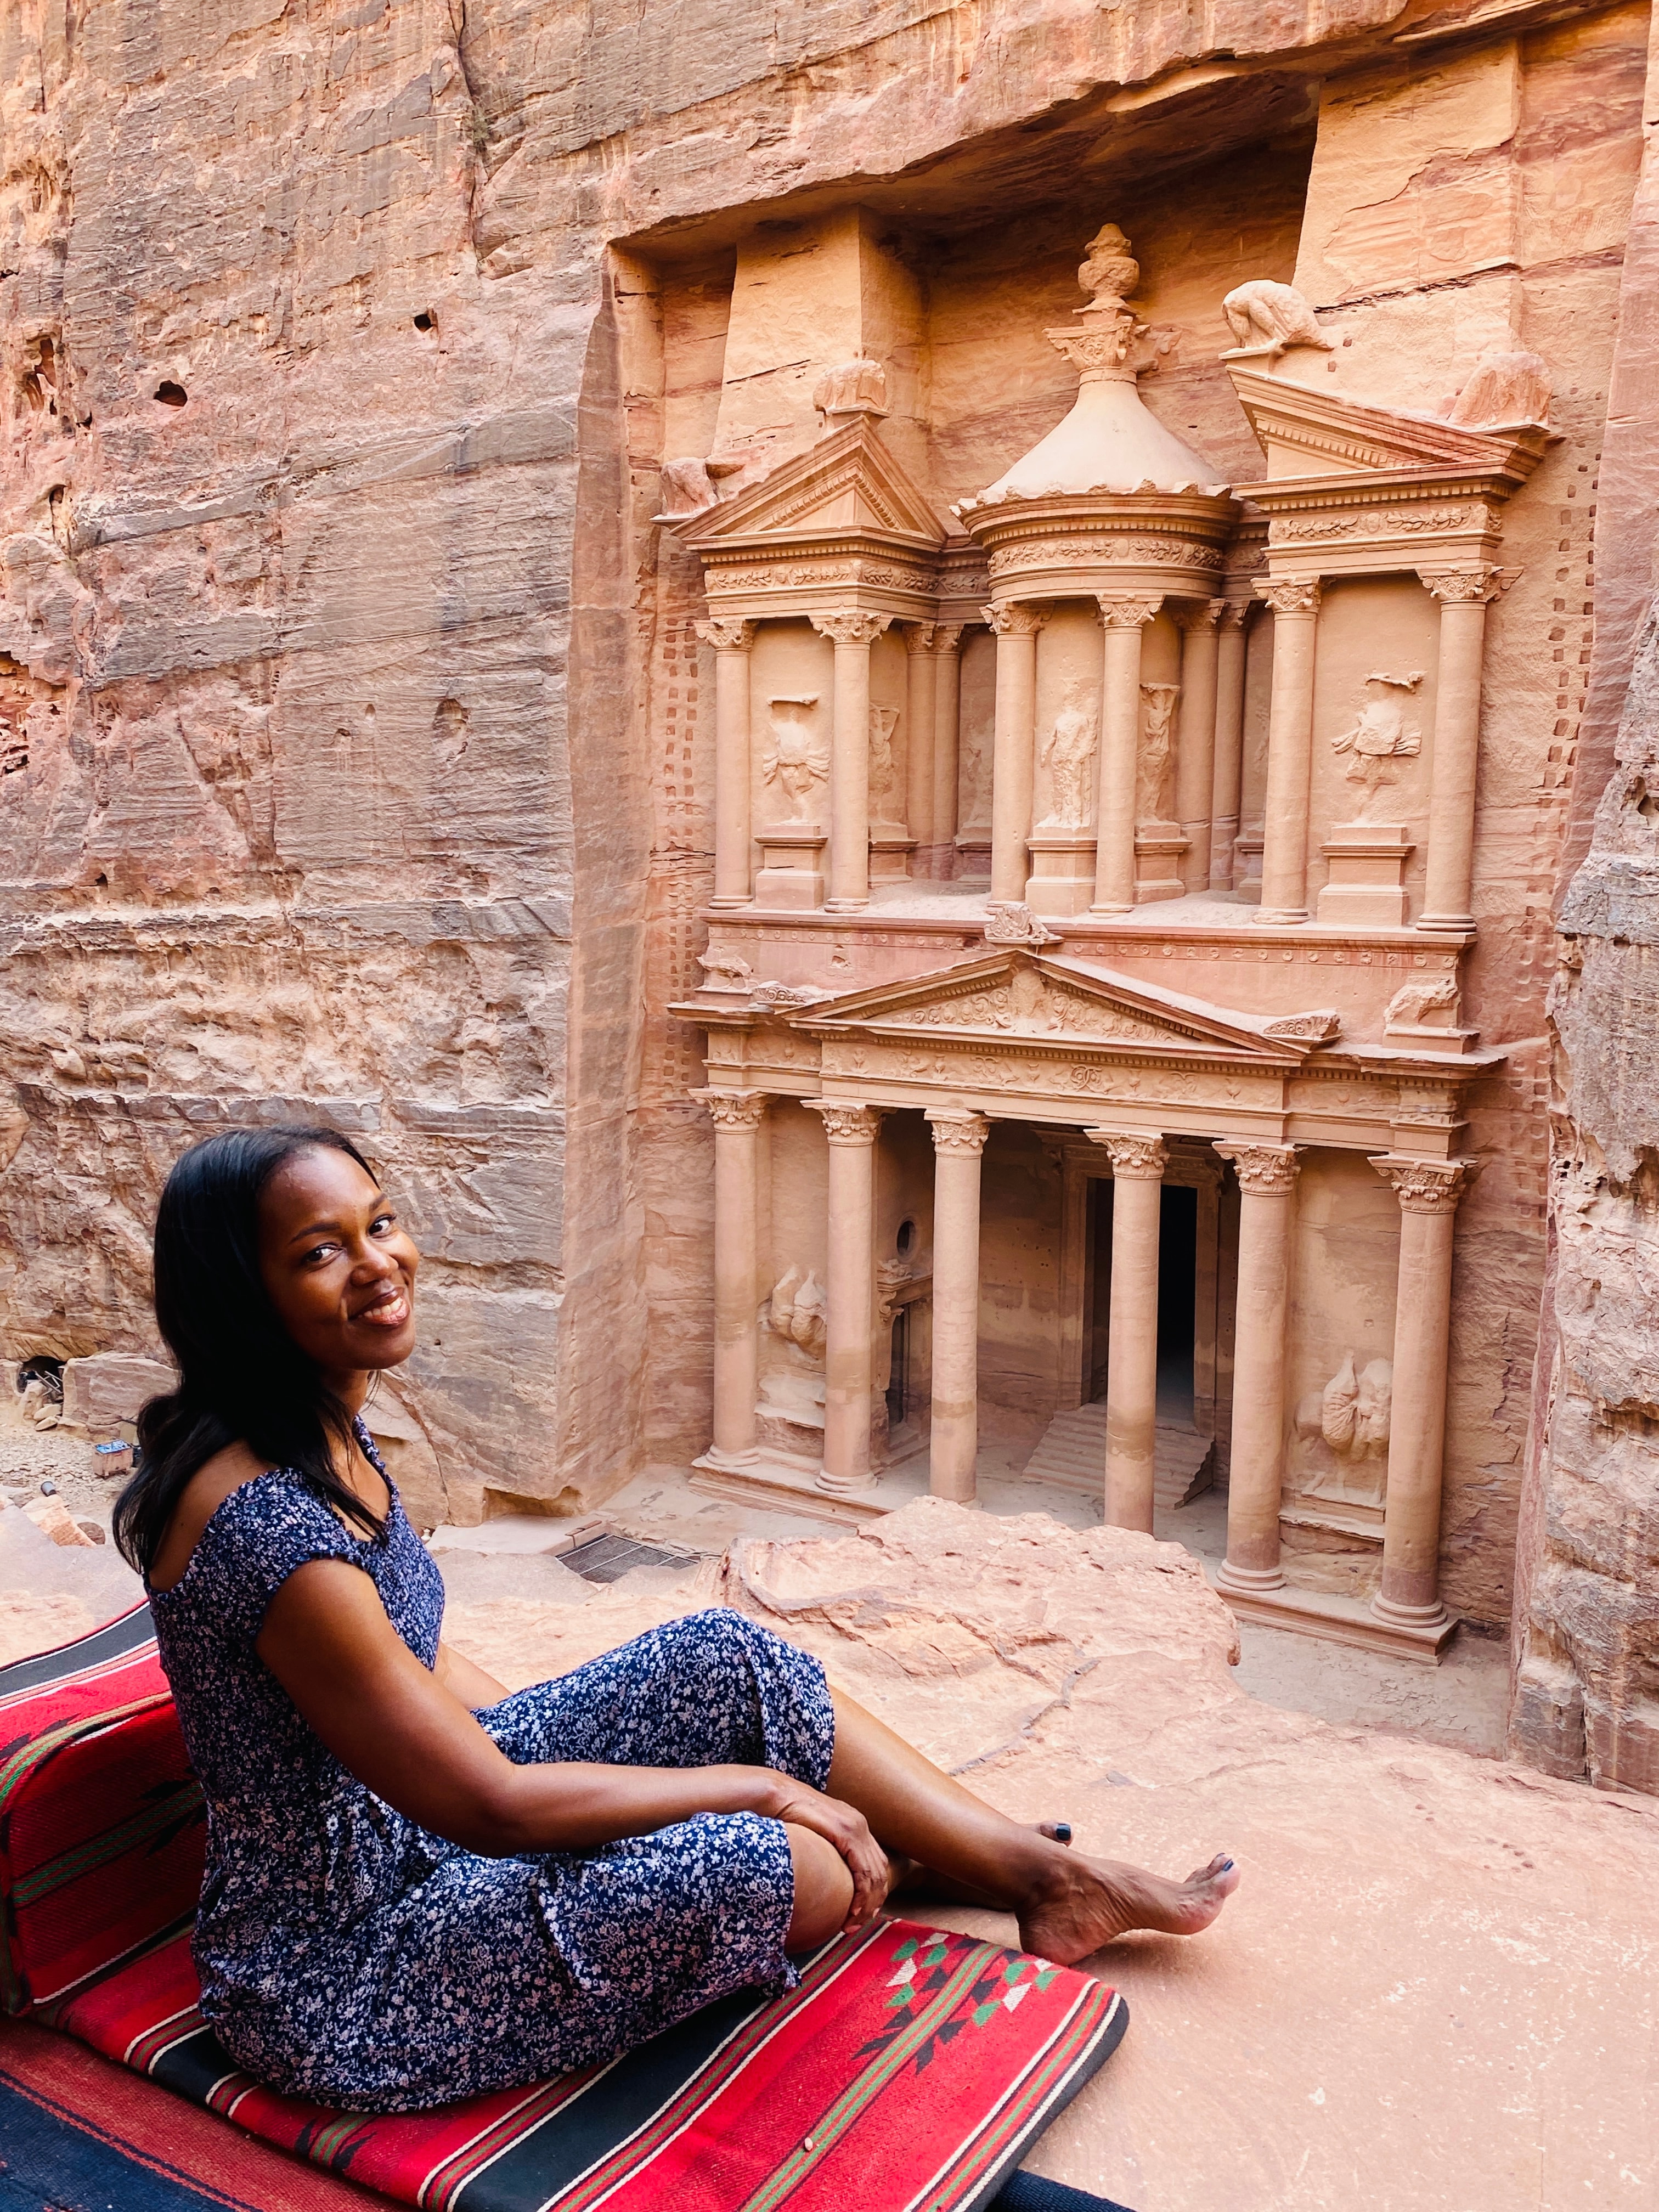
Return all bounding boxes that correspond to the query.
[1088,899,1135,917]
[696,1444,760,1475]
[691,1451,891,1526]
[1216,1558,1288,1596]
[1210,1570,1457,1663]
[1415,912,1475,934]
[824,896,870,913]
[707,895,755,911]
[1370,1589,1454,1633]
[1254,906,1310,926]
[816,1466,880,1498]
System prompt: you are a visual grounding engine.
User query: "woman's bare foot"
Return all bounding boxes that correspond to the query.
[1018,1850,1239,1963]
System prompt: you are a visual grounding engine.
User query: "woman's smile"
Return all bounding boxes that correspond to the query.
[353,1282,411,1329]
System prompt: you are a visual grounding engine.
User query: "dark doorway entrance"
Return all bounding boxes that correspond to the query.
[886,1305,910,1431]
[1085,1178,1198,1420]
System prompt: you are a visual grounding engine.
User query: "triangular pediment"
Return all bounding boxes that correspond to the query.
[678,419,949,556]
[1227,365,1549,488]
[791,950,1310,1061]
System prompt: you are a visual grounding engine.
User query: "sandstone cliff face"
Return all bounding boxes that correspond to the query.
[1511,4,1659,1795]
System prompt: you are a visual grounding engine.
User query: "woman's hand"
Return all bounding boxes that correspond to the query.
[768,1775,889,1931]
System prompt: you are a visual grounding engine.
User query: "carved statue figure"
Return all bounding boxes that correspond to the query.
[1077,223,1140,307]
[959,733,991,832]
[696,949,754,994]
[868,702,904,827]
[1320,1353,1393,1459]
[1331,672,1423,817]
[1221,279,1335,362]
[765,1266,827,1361]
[1295,1351,1394,1505]
[655,454,747,519]
[983,901,1059,948]
[1385,975,1462,1029]
[1448,348,1551,429]
[761,696,827,822]
[1137,681,1181,822]
[1038,685,1099,827]
[812,354,888,424]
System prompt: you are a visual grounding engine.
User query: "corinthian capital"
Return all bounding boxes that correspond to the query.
[981,602,1048,637]
[902,622,939,656]
[1216,599,1252,631]
[1371,1154,1480,1213]
[933,624,966,656]
[1215,1141,1301,1195]
[1174,599,1224,635]
[1418,568,1502,605]
[690,1088,770,1129]
[1085,1128,1167,1178]
[926,1109,991,1154]
[1255,578,1322,618]
[1096,595,1163,630]
[811,611,890,647]
[807,1098,886,1144]
[695,617,757,653]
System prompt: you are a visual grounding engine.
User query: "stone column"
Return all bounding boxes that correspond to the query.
[1209,601,1250,889]
[986,603,1046,903]
[1370,1156,1478,1628]
[1174,601,1222,896]
[930,625,965,878]
[1417,570,1500,933]
[692,1088,770,1470]
[696,618,757,909]
[925,1109,990,1504]
[1087,1130,1166,1532]
[811,611,890,912]
[1254,578,1323,925]
[1093,597,1161,914]
[902,623,938,872]
[808,1100,885,1494]
[1212,1143,1301,1593]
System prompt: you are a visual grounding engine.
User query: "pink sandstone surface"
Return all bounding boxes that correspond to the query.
[446,1502,1659,2212]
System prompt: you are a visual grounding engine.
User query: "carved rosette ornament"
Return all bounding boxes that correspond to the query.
[1255,578,1323,618]
[981,603,1047,637]
[691,1088,770,1129]
[1086,1128,1168,1179]
[1215,1141,1302,1194]
[1370,1155,1480,1212]
[1096,595,1163,630]
[695,617,756,653]
[1418,568,1502,605]
[926,1109,991,1154]
[810,611,891,648]
[808,1099,885,1145]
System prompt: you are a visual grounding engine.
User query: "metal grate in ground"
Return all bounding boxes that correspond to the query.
[560,1533,699,1584]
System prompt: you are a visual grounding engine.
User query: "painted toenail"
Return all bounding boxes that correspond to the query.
[1221,1859,1234,1871]
[1053,1822,1073,1843]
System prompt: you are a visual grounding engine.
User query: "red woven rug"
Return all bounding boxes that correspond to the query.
[1,1607,1128,2212]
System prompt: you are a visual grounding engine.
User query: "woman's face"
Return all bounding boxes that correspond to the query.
[258,1147,420,1383]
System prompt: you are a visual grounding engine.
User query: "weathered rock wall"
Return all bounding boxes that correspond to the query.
[1513,1,1659,1792]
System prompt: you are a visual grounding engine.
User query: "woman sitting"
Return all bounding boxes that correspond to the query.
[116,1126,1238,2114]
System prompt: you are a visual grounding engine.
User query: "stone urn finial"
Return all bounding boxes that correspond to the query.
[1077,223,1140,311]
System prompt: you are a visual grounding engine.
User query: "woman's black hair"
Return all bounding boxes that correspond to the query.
[112,1124,388,1579]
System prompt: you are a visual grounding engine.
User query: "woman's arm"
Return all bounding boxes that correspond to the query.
[434,1639,511,1711]
[256,1560,885,1914]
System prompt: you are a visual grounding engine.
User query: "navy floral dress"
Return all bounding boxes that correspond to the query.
[149,1425,834,2112]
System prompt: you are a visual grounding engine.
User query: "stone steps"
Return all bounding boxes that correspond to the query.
[1022,1402,1215,1507]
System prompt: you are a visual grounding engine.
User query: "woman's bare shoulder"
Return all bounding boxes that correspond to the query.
[148,1441,278,1592]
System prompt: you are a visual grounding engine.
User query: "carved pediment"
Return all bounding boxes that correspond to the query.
[1228,366,1551,492]
[792,951,1308,1063]
[676,418,949,558]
